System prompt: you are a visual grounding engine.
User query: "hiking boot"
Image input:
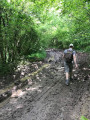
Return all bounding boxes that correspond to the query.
[65,79,69,86]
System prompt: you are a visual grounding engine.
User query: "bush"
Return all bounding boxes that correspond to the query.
[26,49,46,61]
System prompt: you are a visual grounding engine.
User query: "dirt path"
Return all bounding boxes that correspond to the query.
[0,61,90,120]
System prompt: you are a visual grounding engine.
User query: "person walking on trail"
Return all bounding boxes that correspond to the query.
[63,43,78,86]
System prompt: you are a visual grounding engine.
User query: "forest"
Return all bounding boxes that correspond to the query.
[0,0,90,74]
[0,1,90,120]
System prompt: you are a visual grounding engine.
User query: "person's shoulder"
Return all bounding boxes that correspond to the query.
[64,49,67,53]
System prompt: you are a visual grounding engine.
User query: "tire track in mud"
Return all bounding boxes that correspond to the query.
[18,75,65,120]
[0,62,90,120]
[18,69,77,120]
[18,71,90,120]
[19,80,75,120]
[0,64,64,120]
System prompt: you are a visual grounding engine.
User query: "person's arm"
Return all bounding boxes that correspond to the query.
[73,54,78,68]
[63,53,64,58]
[63,50,66,58]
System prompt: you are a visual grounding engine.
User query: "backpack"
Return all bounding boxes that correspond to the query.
[64,49,73,63]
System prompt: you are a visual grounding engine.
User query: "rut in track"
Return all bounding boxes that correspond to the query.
[0,62,90,120]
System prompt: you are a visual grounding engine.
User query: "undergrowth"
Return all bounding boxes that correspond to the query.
[80,116,88,120]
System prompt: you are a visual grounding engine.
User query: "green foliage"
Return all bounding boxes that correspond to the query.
[0,0,39,74]
[33,0,90,50]
[80,116,88,120]
[0,0,90,75]
[26,49,46,61]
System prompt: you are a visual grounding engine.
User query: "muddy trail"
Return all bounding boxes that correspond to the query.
[0,50,90,120]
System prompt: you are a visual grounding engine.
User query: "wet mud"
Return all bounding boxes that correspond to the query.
[0,51,90,120]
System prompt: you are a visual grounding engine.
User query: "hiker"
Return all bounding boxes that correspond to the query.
[63,44,78,85]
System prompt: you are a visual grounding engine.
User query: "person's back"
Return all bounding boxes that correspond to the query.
[63,44,78,85]
[64,48,75,63]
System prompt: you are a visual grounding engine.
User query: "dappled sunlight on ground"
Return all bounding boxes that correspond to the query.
[16,104,23,109]
[26,85,42,93]
[11,90,26,98]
